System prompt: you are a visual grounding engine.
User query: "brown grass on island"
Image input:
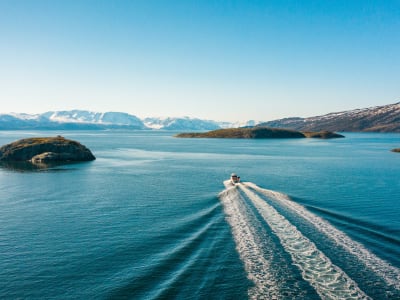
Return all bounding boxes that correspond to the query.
[0,136,95,163]
[302,131,345,139]
[175,127,344,139]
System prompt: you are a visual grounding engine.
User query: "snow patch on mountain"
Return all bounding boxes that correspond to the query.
[217,119,262,128]
[259,102,400,132]
[8,113,41,120]
[1,102,398,132]
[41,110,145,128]
[144,117,220,130]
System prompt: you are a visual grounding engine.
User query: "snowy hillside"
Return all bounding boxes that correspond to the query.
[143,117,220,130]
[1,103,399,132]
[217,120,262,129]
[42,110,145,128]
[0,110,228,130]
[259,102,400,132]
[0,110,146,130]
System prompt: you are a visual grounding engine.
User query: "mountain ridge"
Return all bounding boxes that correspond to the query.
[1,102,399,132]
[258,102,400,132]
[0,110,257,131]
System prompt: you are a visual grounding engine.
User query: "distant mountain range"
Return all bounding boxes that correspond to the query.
[258,102,400,132]
[0,110,146,130]
[0,110,232,131]
[0,103,399,132]
[143,117,220,130]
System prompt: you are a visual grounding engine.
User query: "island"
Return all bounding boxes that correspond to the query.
[392,148,400,153]
[175,127,344,139]
[0,136,96,165]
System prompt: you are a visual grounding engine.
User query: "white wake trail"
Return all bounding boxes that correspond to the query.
[245,182,400,291]
[219,185,281,299]
[239,184,370,300]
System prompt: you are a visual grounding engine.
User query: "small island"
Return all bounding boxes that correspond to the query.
[392,148,400,153]
[0,136,96,165]
[175,127,344,139]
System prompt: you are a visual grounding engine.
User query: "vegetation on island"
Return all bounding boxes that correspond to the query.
[301,131,345,139]
[175,127,344,139]
[0,136,96,165]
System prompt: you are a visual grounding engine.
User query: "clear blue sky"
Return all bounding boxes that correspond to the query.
[0,0,399,121]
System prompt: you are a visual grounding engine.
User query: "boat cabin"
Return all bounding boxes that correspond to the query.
[230,173,240,184]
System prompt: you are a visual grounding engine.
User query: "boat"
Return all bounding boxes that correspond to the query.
[230,173,240,184]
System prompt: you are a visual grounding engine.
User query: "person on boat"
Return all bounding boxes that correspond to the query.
[231,173,239,183]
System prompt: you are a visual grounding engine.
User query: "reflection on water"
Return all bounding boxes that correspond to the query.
[0,161,85,172]
[0,130,399,300]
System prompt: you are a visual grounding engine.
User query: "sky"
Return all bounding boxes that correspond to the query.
[0,0,399,122]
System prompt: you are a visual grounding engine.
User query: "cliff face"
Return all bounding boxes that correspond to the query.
[0,136,96,163]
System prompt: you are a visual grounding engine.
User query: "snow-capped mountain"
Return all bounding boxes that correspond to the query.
[258,102,400,132]
[143,117,220,130]
[42,110,145,128]
[0,113,51,130]
[0,110,146,130]
[0,110,228,130]
[217,120,262,129]
[1,103,399,132]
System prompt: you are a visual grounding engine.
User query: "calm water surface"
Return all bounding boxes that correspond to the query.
[0,131,399,299]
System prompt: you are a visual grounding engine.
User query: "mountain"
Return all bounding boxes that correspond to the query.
[258,102,400,132]
[0,111,227,130]
[0,110,146,130]
[0,113,51,130]
[42,110,145,128]
[143,117,220,130]
[1,103,399,132]
[217,120,262,129]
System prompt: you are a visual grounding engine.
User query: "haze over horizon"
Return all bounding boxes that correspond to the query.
[0,1,399,122]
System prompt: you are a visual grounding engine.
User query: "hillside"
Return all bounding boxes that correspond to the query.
[143,117,220,130]
[259,102,400,132]
[0,111,146,130]
[1,103,399,132]
[175,127,344,139]
[0,111,225,131]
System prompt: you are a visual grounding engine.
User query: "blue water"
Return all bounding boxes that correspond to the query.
[0,130,399,299]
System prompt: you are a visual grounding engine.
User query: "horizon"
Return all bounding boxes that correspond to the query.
[2,101,399,124]
[0,1,399,122]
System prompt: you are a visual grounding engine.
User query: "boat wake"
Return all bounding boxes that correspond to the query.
[219,181,400,299]
[219,186,281,299]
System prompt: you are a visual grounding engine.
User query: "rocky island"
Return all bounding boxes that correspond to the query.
[0,136,96,165]
[175,127,344,139]
[392,148,400,153]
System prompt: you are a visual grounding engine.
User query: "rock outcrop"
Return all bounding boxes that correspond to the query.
[0,136,96,164]
[302,131,345,139]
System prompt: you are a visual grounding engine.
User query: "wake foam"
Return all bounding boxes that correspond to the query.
[244,182,400,291]
[239,184,370,299]
[219,184,281,299]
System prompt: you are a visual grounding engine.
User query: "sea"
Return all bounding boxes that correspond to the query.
[0,130,399,300]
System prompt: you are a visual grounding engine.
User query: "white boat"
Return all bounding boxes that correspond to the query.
[230,173,240,184]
